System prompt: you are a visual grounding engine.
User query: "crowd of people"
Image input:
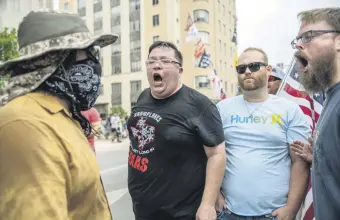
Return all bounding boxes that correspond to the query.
[0,6,339,220]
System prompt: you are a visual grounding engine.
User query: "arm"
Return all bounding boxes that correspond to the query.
[0,120,70,220]
[89,108,102,137]
[195,104,226,219]
[202,142,226,206]
[285,147,310,214]
[273,104,311,218]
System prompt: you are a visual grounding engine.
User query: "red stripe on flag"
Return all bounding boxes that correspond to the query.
[303,202,315,220]
[284,83,313,102]
[300,105,313,118]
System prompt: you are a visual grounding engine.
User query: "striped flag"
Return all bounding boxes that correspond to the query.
[277,58,325,220]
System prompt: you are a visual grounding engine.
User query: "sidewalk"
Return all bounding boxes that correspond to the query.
[95,138,129,152]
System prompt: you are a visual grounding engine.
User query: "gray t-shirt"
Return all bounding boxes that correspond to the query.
[312,82,340,219]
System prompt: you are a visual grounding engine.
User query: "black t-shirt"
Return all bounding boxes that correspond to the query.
[312,82,340,220]
[127,85,225,220]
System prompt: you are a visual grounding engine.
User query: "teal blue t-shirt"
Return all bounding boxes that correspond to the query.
[217,95,311,216]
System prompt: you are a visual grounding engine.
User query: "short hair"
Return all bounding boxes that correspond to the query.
[298,7,340,31]
[148,41,183,66]
[241,47,268,64]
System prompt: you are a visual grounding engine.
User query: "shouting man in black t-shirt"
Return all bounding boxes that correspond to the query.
[127,41,226,220]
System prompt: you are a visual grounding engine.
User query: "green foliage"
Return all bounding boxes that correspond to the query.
[0,27,19,62]
[110,105,127,117]
[0,27,19,88]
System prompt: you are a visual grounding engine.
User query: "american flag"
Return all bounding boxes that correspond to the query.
[277,58,325,220]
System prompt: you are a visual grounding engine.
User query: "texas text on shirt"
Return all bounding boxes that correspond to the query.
[217,94,311,216]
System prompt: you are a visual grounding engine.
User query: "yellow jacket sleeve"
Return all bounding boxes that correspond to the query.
[0,120,71,220]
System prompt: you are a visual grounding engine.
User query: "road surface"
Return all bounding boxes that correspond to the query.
[95,138,134,220]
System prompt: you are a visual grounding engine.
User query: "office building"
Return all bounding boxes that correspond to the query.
[0,0,54,30]
[60,0,238,118]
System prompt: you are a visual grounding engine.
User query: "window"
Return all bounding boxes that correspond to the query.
[130,80,142,103]
[223,5,225,16]
[230,47,233,58]
[220,60,222,70]
[225,62,227,71]
[195,76,211,89]
[110,0,120,7]
[153,36,160,42]
[111,54,121,74]
[93,0,102,12]
[218,0,220,13]
[193,10,209,23]
[152,0,159,5]
[197,31,210,44]
[131,61,141,72]
[64,3,69,11]
[153,15,159,26]
[224,24,226,36]
[229,11,232,24]
[111,83,122,106]
[78,0,85,8]
[225,81,228,92]
[219,40,222,52]
[224,43,226,55]
[218,20,221,32]
[130,20,140,32]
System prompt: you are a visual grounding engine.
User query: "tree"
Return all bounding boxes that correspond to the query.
[0,27,19,88]
[110,105,127,118]
[0,27,19,62]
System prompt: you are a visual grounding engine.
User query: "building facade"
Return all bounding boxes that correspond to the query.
[59,0,238,118]
[0,0,54,30]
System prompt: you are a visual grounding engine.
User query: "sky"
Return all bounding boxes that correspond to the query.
[236,0,339,67]
[53,0,339,67]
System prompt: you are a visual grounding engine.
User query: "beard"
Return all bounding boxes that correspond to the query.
[297,49,336,93]
[238,73,267,91]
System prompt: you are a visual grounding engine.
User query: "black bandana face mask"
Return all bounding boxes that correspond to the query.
[41,48,102,136]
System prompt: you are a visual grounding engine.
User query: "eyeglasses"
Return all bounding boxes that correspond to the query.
[291,30,340,49]
[236,62,267,74]
[268,75,281,82]
[145,59,181,67]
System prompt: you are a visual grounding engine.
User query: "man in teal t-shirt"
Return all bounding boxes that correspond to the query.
[216,47,311,220]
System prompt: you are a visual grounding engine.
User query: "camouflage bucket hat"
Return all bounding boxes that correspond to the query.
[0,9,118,105]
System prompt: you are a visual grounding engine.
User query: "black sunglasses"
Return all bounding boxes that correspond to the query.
[236,62,267,74]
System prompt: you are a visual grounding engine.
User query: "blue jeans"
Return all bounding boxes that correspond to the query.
[217,208,277,220]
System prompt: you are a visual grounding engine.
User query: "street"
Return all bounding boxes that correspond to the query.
[95,138,134,220]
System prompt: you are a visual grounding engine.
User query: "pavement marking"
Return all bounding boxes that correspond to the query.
[100,164,127,175]
[106,188,129,206]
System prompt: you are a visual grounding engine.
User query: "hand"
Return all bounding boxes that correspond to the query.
[196,204,217,220]
[290,139,313,163]
[272,206,296,220]
[215,192,226,213]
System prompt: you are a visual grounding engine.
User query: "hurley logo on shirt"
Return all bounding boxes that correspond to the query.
[231,114,282,125]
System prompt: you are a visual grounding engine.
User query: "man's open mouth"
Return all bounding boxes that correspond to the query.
[295,53,309,69]
[153,73,163,83]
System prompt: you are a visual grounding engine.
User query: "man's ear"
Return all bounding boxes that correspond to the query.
[179,67,183,74]
[266,65,272,76]
[336,35,340,52]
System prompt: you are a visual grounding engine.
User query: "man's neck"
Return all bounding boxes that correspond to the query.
[243,87,269,103]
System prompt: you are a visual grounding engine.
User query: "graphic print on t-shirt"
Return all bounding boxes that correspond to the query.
[128,111,162,173]
[130,117,155,151]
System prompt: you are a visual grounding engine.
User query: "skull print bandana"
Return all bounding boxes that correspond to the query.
[40,49,102,136]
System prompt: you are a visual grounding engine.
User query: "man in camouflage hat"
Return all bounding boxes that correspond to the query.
[0,10,118,220]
